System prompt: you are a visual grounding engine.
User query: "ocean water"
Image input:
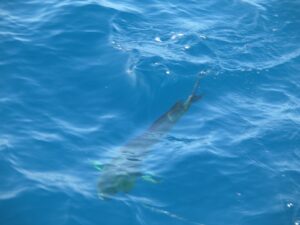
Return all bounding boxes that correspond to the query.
[0,0,300,224]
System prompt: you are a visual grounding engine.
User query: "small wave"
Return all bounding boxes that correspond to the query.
[93,0,143,13]
[124,195,204,225]
[52,117,101,136]
[16,168,94,198]
[0,136,13,150]
[240,0,268,11]
[108,0,299,75]
[0,186,29,200]
[30,130,64,142]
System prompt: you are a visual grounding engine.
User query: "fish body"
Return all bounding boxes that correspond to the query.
[97,80,202,199]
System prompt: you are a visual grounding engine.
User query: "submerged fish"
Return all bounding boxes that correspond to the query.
[96,79,202,199]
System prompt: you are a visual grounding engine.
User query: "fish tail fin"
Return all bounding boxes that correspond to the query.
[190,75,203,101]
[183,77,203,109]
[191,77,201,96]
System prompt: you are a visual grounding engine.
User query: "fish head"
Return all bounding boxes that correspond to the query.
[98,171,137,199]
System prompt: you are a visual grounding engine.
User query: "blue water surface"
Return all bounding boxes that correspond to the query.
[0,0,300,225]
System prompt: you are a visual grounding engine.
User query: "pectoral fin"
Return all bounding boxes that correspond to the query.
[93,162,105,171]
[141,174,161,184]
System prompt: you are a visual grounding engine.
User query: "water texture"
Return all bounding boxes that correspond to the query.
[0,0,299,225]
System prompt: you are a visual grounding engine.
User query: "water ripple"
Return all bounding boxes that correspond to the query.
[1,0,299,224]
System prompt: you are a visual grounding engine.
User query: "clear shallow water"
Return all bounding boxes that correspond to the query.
[0,0,299,224]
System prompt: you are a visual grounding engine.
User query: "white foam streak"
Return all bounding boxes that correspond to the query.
[0,187,28,200]
[16,168,94,198]
[52,118,100,136]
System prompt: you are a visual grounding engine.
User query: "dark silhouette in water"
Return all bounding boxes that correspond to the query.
[96,79,202,199]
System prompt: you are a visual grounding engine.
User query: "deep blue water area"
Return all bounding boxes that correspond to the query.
[0,0,300,225]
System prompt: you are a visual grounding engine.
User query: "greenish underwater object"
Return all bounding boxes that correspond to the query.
[96,79,202,199]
